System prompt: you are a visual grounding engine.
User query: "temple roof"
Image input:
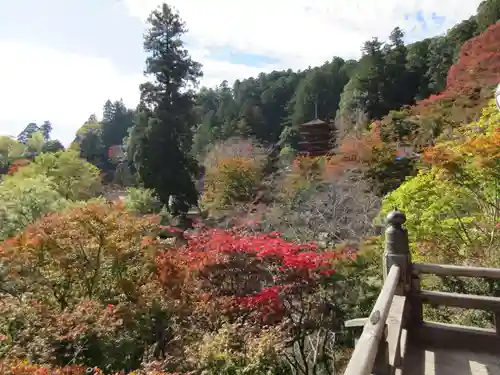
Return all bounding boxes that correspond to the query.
[301,119,326,126]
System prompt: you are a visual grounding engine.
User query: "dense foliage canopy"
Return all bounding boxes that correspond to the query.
[0,1,499,373]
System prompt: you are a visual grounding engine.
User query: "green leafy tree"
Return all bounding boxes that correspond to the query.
[131,4,201,215]
[0,137,25,170]
[476,0,500,32]
[383,27,411,109]
[290,58,350,126]
[406,39,432,101]
[425,36,455,93]
[26,131,45,155]
[447,17,478,60]
[11,149,102,201]
[41,139,65,153]
[0,175,68,240]
[73,117,107,170]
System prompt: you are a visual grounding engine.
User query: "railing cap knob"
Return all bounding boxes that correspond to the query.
[386,208,406,226]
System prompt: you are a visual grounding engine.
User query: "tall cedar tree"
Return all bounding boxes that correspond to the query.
[131,4,202,214]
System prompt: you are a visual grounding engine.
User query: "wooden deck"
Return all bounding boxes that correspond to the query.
[404,343,500,375]
[342,209,500,375]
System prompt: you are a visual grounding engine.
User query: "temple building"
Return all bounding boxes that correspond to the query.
[297,118,334,157]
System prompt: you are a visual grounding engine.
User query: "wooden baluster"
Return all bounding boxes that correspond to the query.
[381,209,412,373]
[410,274,423,331]
[494,312,500,335]
[383,209,411,296]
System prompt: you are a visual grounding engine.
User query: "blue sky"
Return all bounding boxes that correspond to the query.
[0,0,483,145]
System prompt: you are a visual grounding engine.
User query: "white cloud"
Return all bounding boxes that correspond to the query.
[0,0,483,145]
[125,0,482,73]
[0,40,142,146]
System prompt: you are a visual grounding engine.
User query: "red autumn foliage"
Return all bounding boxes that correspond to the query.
[417,92,454,107]
[446,22,500,93]
[325,124,397,179]
[0,201,356,373]
[156,225,342,323]
[7,159,30,175]
[383,23,500,152]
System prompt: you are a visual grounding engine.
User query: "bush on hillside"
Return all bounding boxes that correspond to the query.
[324,125,416,196]
[0,201,377,374]
[0,202,163,371]
[380,100,500,328]
[202,138,268,212]
[262,169,381,245]
[10,149,102,201]
[123,186,162,215]
[0,175,68,240]
[0,137,26,172]
[381,23,500,147]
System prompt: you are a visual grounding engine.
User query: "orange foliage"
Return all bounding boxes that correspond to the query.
[0,360,182,375]
[325,124,394,178]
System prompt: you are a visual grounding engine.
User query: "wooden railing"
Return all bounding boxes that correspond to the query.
[343,209,500,375]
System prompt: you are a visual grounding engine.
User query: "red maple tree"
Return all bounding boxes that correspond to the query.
[446,22,500,93]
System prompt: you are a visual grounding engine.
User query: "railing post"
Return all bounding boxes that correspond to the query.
[384,209,411,296]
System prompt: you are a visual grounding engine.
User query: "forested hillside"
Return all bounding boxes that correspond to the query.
[0,1,498,374]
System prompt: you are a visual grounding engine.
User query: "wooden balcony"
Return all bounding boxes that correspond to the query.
[343,210,500,375]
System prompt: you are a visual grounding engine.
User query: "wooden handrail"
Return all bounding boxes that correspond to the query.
[344,265,401,375]
[414,263,500,279]
[419,290,500,311]
[344,210,500,372]
[412,261,500,338]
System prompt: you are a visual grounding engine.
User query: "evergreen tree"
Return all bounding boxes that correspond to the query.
[102,99,134,150]
[17,123,40,144]
[384,27,410,109]
[426,36,455,93]
[131,4,202,215]
[356,38,387,119]
[40,121,53,141]
[42,139,65,153]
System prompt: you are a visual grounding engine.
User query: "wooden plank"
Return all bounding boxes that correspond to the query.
[410,274,423,330]
[345,318,369,328]
[394,328,408,375]
[419,290,500,311]
[343,265,401,375]
[413,263,500,279]
[414,321,500,355]
[403,343,500,375]
[386,295,407,371]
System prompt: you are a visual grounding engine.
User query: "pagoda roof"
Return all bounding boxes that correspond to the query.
[300,118,327,126]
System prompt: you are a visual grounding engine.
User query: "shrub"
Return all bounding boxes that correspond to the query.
[380,100,500,329]
[0,175,68,240]
[0,202,165,371]
[10,149,102,201]
[262,169,381,244]
[7,159,30,175]
[123,187,162,215]
[0,201,371,374]
[201,138,268,211]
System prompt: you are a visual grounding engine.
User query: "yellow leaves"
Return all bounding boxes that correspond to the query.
[460,129,500,166]
[202,155,263,210]
[424,100,500,177]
